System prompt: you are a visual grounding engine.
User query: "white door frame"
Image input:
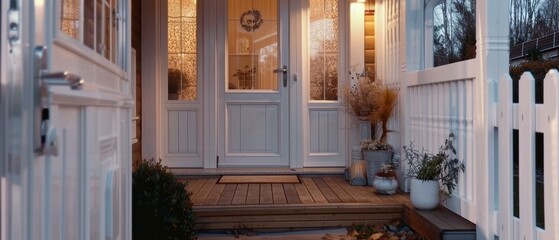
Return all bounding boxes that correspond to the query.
[216,0,291,167]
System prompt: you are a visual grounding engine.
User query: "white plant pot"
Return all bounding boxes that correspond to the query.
[372,176,398,194]
[410,178,439,210]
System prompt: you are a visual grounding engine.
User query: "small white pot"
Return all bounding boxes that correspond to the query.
[410,178,439,210]
[372,176,398,195]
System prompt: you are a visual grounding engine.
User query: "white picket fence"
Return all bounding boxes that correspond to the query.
[496,70,559,240]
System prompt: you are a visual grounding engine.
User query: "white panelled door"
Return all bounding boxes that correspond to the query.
[1,0,132,239]
[218,0,290,167]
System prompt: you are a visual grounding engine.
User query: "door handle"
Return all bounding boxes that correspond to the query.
[34,46,84,156]
[273,65,288,87]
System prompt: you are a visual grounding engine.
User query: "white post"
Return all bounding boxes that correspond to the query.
[497,74,514,240]
[141,0,162,160]
[518,72,536,240]
[543,70,559,239]
[475,0,509,238]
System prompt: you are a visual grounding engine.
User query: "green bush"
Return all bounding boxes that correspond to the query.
[133,159,196,240]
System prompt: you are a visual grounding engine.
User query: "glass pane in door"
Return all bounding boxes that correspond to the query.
[309,0,339,100]
[227,0,278,90]
[168,0,198,100]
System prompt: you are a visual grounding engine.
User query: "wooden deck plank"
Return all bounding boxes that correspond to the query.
[218,175,300,184]
[197,220,393,230]
[283,184,302,204]
[231,184,249,205]
[185,178,207,196]
[312,177,342,203]
[192,178,218,205]
[332,177,371,203]
[217,184,237,205]
[294,182,315,204]
[197,212,402,223]
[322,176,356,203]
[272,184,287,204]
[245,184,260,205]
[203,183,226,206]
[353,185,390,203]
[301,177,329,204]
[260,184,273,204]
[194,204,403,217]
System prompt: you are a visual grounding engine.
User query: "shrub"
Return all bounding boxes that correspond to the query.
[132,159,196,240]
[510,59,559,103]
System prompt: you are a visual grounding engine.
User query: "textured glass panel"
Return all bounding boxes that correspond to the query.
[182,0,197,18]
[181,20,197,53]
[60,0,80,39]
[310,55,325,100]
[168,20,182,54]
[227,0,278,90]
[168,0,197,100]
[169,0,181,17]
[309,0,339,100]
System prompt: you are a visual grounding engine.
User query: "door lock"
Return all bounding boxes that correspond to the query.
[273,65,288,87]
[34,46,84,156]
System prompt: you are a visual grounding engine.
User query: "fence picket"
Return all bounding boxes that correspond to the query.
[518,72,537,240]
[543,69,559,239]
[498,74,514,240]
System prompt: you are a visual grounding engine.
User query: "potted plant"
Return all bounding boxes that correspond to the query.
[372,161,398,195]
[403,132,465,210]
[340,67,399,186]
[340,66,382,121]
[361,85,399,185]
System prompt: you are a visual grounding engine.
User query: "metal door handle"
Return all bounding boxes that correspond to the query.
[34,46,84,156]
[273,65,288,87]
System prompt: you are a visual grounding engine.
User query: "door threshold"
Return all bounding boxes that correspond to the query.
[171,167,345,177]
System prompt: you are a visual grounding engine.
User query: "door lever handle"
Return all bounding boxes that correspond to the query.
[273,66,287,73]
[40,71,84,90]
[34,46,84,156]
[273,65,288,87]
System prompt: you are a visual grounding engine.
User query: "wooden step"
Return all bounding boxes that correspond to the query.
[194,203,403,231]
[403,205,476,240]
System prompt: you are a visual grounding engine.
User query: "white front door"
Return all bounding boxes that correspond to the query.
[1,0,132,239]
[217,0,291,167]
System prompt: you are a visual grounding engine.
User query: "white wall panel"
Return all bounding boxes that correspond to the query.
[168,111,179,153]
[265,105,279,153]
[309,109,339,153]
[227,104,279,154]
[167,110,198,154]
[327,111,339,152]
[186,111,198,153]
[408,78,474,203]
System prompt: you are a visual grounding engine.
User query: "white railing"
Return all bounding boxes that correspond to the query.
[406,77,475,217]
[496,70,559,240]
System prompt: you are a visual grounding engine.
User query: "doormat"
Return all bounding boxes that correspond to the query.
[218,175,300,184]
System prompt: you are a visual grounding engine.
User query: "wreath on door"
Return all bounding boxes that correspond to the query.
[240,10,263,32]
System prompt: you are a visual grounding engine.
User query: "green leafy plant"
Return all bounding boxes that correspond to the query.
[133,159,196,240]
[404,132,465,198]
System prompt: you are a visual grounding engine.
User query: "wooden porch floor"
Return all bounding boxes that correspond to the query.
[181,175,476,239]
[181,175,413,231]
[182,175,411,206]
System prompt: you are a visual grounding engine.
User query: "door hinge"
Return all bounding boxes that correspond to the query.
[216,156,219,166]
